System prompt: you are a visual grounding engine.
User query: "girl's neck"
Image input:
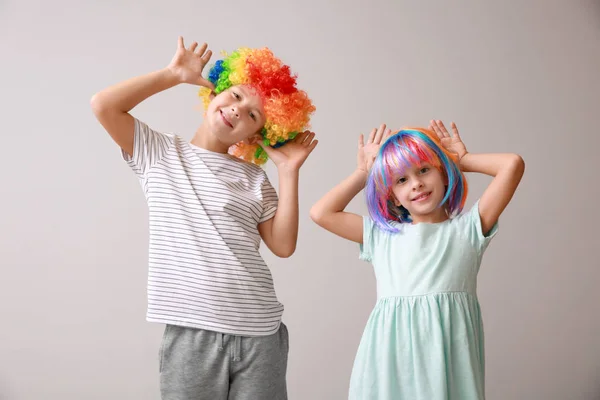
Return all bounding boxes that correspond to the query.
[410,207,449,225]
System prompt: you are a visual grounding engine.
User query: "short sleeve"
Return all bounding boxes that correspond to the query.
[259,173,278,223]
[359,216,377,262]
[121,118,174,178]
[462,199,499,255]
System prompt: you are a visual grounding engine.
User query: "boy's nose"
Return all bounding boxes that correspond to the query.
[230,106,239,118]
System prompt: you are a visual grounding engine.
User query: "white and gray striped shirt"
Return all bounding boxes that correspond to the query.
[122,118,282,336]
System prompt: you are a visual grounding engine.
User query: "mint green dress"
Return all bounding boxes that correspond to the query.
[350,201,498,400]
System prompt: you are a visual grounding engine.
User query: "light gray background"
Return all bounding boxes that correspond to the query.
[1,0,599,399]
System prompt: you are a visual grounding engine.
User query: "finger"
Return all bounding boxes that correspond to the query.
[374,124,386,144]
[358,134,364,149]
[178,36,185,49]
[293,131,309,143]
[189,41,198,52]
[384,128,393,140]
[196,42,208,55]
[303,132,316,146]
[257,140,275,156]
[451,122,461,138]
[367,128,376,144]
[437,120,450,138]
[307,139,318,153]
[430,120,443,139]
[201,49,212,64]
[198,78,215,91]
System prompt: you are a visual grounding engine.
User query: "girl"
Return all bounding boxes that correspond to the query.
[91,37,316,399]
[310,121,524,399]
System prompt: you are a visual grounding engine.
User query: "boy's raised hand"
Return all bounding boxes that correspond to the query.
[167,36,215,90]
[357,124,393,174]
[258,131,318,172]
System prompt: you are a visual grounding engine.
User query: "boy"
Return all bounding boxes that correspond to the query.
[91,36,317,400]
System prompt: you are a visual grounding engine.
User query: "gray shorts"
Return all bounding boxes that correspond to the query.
[159,323,289,400]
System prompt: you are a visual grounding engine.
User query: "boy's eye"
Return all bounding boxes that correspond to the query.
[249,112,256,121]
[233,92,240,99]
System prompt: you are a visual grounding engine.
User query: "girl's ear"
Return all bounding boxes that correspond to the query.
[390,193,401,207]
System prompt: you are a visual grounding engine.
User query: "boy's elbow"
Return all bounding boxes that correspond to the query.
[275,244,296,258]
[90,93,107,116]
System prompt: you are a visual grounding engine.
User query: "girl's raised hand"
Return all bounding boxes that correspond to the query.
[429,120,468,160]
[357,124,393,174]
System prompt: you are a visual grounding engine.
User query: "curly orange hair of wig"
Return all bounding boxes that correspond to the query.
[199,48,315,164]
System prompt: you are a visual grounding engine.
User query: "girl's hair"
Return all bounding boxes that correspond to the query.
[199,48,315,165]
[365,128,468,232]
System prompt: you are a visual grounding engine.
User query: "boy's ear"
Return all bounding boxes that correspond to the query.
[244,133,263,145]
[209,90,216,100]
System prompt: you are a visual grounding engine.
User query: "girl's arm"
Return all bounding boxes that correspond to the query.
[309,169,368,243]
[310,124,393,244]
[430,120,525,234]
[460,152,525,234]
[90,37,214,156]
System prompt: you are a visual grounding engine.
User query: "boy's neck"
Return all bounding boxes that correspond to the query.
[190,121,230,154]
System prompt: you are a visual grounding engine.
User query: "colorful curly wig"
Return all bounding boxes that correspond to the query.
[365,128,468,232]
[198,48,315,165]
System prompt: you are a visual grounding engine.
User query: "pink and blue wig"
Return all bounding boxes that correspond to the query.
[365,128,468,232]
[199,48,315,165]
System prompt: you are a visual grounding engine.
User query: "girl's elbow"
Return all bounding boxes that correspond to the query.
[510,154,525,175]
[309,206,324,225]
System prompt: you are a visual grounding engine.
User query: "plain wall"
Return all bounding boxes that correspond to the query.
[1,0,599,399]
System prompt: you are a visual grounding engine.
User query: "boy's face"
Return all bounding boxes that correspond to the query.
[206,85,266,147]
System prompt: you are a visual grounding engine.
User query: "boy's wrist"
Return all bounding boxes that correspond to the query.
[162,67,184,85]
[277,166,300,179]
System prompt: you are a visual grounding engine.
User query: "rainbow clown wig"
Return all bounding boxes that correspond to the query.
[365,128,468,232]
[198,48,315,165]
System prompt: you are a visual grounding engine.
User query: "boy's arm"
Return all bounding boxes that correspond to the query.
[258,170,300,258]
[257,131,318,258]
[90,37,214,156]
[90,69,180,156]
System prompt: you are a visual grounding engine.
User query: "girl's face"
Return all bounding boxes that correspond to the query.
[391,163,448,223]
[206,85,266,147]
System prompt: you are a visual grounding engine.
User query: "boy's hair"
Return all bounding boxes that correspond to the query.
[199,48,315,165]
[365,128,468,232]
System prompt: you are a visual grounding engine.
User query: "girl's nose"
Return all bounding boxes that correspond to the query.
[412,179,424,190]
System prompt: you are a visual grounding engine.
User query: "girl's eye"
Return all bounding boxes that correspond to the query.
[420,167,429,174]
[397,177,407,184]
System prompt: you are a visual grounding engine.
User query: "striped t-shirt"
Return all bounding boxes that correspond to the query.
[122,118,283,336]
